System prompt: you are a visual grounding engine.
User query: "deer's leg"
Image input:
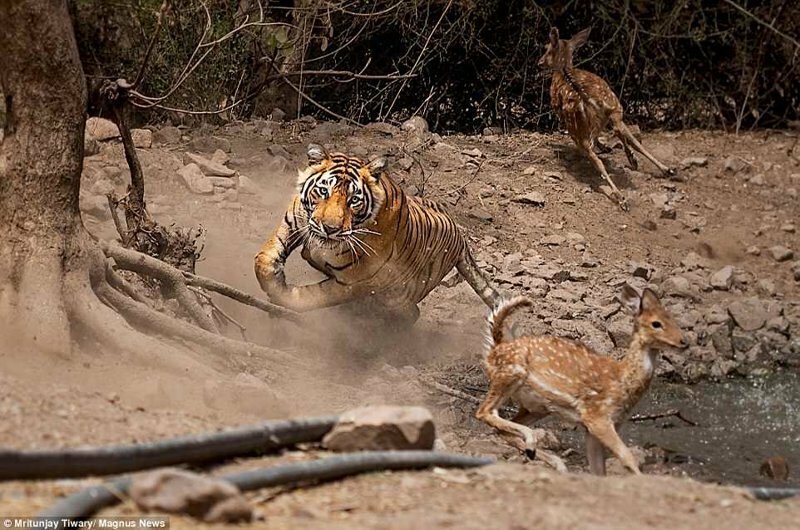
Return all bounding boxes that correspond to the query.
[476,381,548,459]
[583,419,641,475]
[584,429,607,476]
[580,141,629,211]
[614,121,675,177]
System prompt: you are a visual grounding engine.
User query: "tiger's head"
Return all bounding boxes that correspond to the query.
[297,144,387,245]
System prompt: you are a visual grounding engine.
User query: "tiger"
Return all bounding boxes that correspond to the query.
[254,144,499,326]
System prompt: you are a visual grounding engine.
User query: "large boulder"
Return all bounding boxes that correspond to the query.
[323,405,435,451]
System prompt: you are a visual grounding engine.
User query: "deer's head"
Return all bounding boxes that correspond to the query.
[538,27,591,71]
[618,285,688,350]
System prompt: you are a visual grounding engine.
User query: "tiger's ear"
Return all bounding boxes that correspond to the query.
[365,156,387,175]
[307,143,329,165]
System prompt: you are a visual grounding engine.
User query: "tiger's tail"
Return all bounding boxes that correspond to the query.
[485,296,533,354]
[456,249,500,308]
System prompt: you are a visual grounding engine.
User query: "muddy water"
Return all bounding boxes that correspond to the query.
[623,371,800,488]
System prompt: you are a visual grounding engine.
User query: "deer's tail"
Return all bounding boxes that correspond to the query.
[485,296,533,354]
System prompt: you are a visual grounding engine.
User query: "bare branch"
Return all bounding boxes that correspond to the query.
[131,0,170,90]
[721,0,800,50]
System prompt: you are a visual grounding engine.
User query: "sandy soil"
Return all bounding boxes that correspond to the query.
[0,119,798,525]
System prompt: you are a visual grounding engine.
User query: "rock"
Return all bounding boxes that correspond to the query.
[660,205,677,219]
[468,208,493,222]
[746,246,761,256]
[539,234,566,246]
[680,252,709,270]
[760,456,790,481]
[365,122,398,136]
[543,170,563,180]
[222,188,238,202]
[780,224,796,233]
[86,117,120,141]
[211,149,230,165]
[80,192,111,221]
[208,176,236,189]
[189,135,231,153]
[271,107,287,122]
[768,246,793,262]
[731,328,758,353]
[629,262,653,280]
[84,133,100,156]
[398,157,414,171]
[512,192,545,206]
[522,165,537,176]
[401,116,430,138]
[708,324,733,358]
[461,147,483,158]
[184,152,236,177]
[756,279,776,297]
[130,469,250,522]
[90,178,115,197]
[748,174,765,186]
[323,406,435,451]
[681,157,708,169]
[204,497,254,524]
[547,288,581,304]
[153,125,182,145]
[709,266,734,290]
[723,156,748,173]
[237,174,258,195]
[728,298,772,331]
[662,276,694,298]
[178,163,214,194]
[792,261,800,281]
[131,128,152,148]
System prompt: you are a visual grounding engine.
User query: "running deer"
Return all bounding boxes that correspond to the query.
[538,27,676,210]
[476,285,687,475]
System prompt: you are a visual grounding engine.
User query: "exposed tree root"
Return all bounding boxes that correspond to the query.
[101,241,218,333]
[96,278,298,369]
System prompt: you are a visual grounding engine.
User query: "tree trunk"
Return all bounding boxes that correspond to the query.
[0,0,88,352]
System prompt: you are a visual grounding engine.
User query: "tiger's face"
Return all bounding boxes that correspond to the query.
[297,144,387,246]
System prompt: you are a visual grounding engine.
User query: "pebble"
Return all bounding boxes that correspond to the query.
[768,246,793,262]
[709,266,734,291]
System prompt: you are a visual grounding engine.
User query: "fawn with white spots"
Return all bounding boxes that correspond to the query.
[476,285,687,475]
[538,27,676,210]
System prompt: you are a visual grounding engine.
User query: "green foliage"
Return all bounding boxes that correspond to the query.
[69,0,800,132]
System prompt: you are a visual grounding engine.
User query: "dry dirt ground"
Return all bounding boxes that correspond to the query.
[1,118,798,527]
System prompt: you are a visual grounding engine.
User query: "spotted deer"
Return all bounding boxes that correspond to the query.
[476,285,687,475]
[538,27,676,210]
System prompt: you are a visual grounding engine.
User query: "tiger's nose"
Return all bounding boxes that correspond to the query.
[321,222,341,235]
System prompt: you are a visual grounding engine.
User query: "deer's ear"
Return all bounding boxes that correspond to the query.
[618,284,642,315]
[307,143,328,164]
[570,27,591,49]
[640,288,661,312]
[549,27,560,46]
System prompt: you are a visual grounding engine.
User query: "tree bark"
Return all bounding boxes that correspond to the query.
[0,0,88,352]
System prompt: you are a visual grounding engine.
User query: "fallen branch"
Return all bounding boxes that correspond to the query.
[420,379,481,405]
[182,270,301,323]
[629,409,697,426]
